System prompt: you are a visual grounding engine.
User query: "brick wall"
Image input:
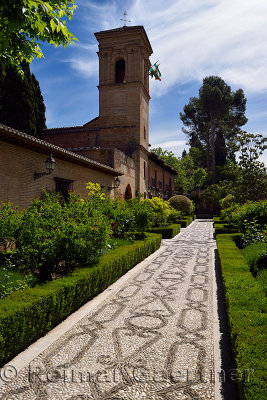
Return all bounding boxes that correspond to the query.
[0,141,115,209]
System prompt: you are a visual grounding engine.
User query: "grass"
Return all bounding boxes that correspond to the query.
[0,267,37,299]
[101,238,134,255]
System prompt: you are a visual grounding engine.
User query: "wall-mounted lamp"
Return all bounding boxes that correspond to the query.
[34,154,56,180]
[108,177,121,191]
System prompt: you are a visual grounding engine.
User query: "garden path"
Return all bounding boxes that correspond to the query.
[0,220,223,400]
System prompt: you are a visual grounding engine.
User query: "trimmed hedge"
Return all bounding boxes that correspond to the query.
[216,234,267,399]
[177,217,193,228]
[241,242,267,275]
[0,233,161,366]
[214,223,237,235]
[147,224,181,239]
[213,216,225,224]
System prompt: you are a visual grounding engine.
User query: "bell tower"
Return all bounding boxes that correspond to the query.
[94,26,153,152]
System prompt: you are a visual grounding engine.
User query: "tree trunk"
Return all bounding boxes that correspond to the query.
[211,121,216,184]
[206,131,210,172]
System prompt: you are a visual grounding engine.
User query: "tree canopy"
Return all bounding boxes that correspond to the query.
[151,147,207,193]
[180,76,247,183]
[0,62,46,136]
[0,0,77,72]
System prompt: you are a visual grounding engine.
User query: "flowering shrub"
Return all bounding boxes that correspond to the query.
[105,197,135,238]
[241,220,267,246]
[224,200,267,233]
[144,197,172,227]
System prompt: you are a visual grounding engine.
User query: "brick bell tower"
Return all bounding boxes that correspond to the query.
[94,26,153,194]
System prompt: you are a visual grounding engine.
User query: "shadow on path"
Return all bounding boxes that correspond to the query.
[214,248,240,400]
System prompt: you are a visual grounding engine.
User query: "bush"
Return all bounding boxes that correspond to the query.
[0,202,21,251]
[143,197,172,227]
[0,233,161,367]
[220,194,235,210]
[128,196,154,233]
[147,224,180,239]
[15,191,111,280]
[168,195,194,215]
[224,200,267,233]
[216,234,267,399]
[167,208,181,222]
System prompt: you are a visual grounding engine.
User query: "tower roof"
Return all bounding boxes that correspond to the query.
[95,25,153,55]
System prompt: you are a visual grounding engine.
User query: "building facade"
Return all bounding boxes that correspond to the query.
[42,26,177,199]
[0,124,121,209]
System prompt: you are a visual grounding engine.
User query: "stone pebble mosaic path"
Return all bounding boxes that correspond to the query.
[0,220,221,400]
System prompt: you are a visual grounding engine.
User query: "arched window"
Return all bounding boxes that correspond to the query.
[115,59,125,83]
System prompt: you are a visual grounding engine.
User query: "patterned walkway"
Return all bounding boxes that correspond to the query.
[0,220,220,400]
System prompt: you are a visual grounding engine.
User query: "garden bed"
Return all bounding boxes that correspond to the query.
[147,223,181,238]
[216,233,267,399]
[0,233,161,366]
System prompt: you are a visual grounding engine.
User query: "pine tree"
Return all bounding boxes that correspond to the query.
[0,62,46,137]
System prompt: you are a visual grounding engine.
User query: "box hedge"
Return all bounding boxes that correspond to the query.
[216,234,267,399]
[0,233,161,366]
[147,223,180,238]
[214,223,237,235]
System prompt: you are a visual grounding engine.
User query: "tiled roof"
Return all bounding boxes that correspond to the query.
[0,124,122,176]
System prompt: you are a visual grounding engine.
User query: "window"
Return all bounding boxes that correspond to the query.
[144,126,146,139]
[54,177,73,201]
[115,59,125,83]
[144,161,146,178]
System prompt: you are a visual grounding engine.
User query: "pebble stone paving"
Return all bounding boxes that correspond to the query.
[0,219,219,400]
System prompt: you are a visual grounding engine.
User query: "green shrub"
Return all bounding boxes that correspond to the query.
[167,208,181,222]
[144,197,172,227]
[168,195,194,215]
[105,197,135,237]
[0,202,21,251]
[216,234,267,399]
[225,200,267,232]
[147,224,180,238]
[0,233,161,366]
[220,194,235,210]
[129,196,154,233]
[15,191,111,280]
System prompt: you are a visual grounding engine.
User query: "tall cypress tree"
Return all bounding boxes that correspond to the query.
[0,62,46,137]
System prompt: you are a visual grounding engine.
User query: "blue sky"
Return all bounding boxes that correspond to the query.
[31,0,267,164]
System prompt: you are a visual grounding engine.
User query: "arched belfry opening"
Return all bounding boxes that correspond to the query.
[125,184,132,200]
[115,59,125,83]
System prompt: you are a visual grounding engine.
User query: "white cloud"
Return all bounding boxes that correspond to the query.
[128,0,267,96]
[72,0,267,96]
[61,58,98,78]
[151,139,188,157]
